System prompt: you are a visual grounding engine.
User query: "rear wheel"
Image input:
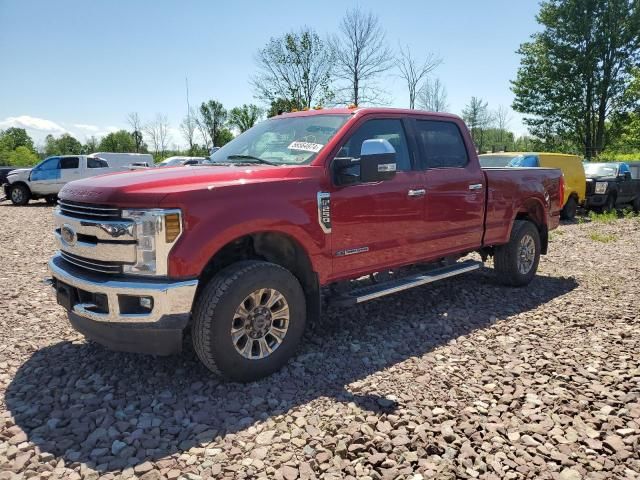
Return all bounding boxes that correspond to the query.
[560,196,577,220]
[9,184,30,206]
[192,261,306,382]
[632,196,640,213]
[494,220,541,287]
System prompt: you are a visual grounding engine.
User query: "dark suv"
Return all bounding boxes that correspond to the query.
[584,162,640,212]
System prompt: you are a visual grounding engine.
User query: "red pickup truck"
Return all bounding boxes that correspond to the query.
[49,108,563,381]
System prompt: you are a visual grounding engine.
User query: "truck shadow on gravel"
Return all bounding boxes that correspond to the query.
[5,270,577,473]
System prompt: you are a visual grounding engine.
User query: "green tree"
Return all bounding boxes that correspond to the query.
[7,146,40,166]
[217,128,234,147]
[43,133,83,156]
[512,0,640,159]
[462,97,493,153]
[57,133,83,154]
[0,128,35,152]
[253,28,334,109]
[83,136,99,154]
[267,98,303,117]
[98,130,137,152]
[229,104,263,132]
[198,100,228,147]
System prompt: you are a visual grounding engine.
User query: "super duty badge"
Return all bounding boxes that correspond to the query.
[317,192,331,233]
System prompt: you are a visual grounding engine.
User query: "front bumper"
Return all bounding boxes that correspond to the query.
[585,194,607,207]
[48,254,198,355]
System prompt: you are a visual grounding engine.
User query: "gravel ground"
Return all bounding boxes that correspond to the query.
[0,203,639,480]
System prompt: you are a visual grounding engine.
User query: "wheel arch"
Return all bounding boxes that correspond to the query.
[514,198,548,254]
[196,231,321,324]
[9,181,31,194]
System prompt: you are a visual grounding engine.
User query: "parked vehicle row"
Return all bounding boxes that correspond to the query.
[47,107,564,381]
[479,153,640,216]
[583,162,640,212]
[2,153,153,205]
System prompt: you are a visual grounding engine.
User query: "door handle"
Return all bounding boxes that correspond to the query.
[468,183,483,190]
[408,188,426,197]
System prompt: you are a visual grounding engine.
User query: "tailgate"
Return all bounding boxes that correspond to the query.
[481,167,563,247]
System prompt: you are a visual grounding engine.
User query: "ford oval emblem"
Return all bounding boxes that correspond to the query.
[61,224,77,246]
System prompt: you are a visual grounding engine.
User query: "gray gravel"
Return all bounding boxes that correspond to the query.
[1,203,639,480]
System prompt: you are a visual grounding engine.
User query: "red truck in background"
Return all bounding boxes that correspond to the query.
[49,108,564,382]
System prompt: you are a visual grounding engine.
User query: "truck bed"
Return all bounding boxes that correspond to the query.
[482,167,563,247]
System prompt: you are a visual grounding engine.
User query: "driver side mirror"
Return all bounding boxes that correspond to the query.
[332,138,397,185]
[360,139,397,183]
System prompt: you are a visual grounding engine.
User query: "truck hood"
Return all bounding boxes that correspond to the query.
[585,175,616,181]
[58,164,294,207]
[7,168,31,179]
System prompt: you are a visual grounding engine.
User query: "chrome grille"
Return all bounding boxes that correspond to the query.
[58,200,121,220]
[585,179,595,195]
[60,250,125,274]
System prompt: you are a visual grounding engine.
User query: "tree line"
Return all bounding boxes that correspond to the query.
[3,1,639,166]
[512,0,640,160]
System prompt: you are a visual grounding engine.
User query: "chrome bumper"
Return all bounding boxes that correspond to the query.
[48,253,198,324]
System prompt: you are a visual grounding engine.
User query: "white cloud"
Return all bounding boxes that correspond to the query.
[0,115,190,150]
[0,115,66,133]
[73,123,100,132]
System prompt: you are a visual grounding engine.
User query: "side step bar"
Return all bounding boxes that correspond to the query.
[330,260,482,307]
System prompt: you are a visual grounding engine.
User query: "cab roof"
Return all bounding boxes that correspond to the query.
[276,107,461,121]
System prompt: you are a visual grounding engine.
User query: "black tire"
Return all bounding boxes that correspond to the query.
[632,196,640,213]
[494,220,541,287]
[9,184,30,206]
[603,194,616,213]
[45,195,58,205]
[192,260,306,382]
[560,196,577,220]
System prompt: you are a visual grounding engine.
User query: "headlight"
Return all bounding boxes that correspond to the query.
[121,209,182,276]
[595,182,608,194]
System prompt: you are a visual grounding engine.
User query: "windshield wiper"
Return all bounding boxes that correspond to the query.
[225,155,279,166]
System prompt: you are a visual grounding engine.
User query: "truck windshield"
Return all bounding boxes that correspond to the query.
[208,114,350,165]
[584,163,618,176]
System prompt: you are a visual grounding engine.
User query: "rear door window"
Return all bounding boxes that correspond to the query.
[414,120,469,168]
[60,157,79,169]
[87,157,109,168]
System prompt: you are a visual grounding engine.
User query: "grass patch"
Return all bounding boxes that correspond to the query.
[589,232,617,243]
[588,210,618,224]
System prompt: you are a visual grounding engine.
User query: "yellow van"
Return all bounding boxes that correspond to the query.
[485,152,586,220]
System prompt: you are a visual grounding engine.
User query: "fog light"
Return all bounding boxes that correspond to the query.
[139,297,153,310]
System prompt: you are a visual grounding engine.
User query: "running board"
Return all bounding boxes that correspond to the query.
[330,260,482,307]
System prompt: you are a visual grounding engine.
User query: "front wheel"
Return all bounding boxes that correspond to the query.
[45,195,58,205]
[603,194,616,213]
[192,261,306,382]
[632,196,640,213]
[494,220,541,287]
[560,196,577,220]
[9,184,30,205]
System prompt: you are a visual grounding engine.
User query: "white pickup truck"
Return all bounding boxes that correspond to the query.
[4,153,152,205]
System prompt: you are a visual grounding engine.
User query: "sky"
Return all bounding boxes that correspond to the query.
[0,0,541,149]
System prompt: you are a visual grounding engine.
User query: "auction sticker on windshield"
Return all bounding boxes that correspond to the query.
[288,141,324,153]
